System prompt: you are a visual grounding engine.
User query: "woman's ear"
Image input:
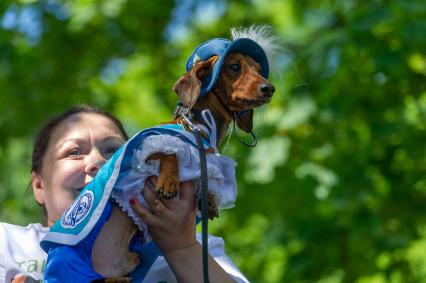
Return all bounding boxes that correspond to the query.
[31,171,45,205]
[172,56,218,109]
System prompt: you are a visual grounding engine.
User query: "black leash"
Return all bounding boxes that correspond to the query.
[193,129,210,283]
[175,103,256,283]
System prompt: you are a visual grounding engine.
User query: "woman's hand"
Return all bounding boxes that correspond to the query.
[130,176,236,282]
[130,176,198,253]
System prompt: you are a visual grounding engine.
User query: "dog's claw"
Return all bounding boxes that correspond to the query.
[155,172,179,199]
[156,186,178,199]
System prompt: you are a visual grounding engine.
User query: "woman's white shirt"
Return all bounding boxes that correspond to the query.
[0,223,48,282]
[0,222,248,283]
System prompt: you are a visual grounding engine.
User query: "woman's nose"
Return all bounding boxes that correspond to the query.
[84,150,106,177]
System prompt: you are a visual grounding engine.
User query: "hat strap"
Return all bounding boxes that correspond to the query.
[211,89,258,148]
[232,112,258,147]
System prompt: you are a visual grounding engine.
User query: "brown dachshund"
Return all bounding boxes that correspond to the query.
[90,32,277,279]
[150,52,274,201]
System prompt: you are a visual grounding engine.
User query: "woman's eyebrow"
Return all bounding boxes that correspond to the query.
[57,138,87,148]
[101,136,125,144]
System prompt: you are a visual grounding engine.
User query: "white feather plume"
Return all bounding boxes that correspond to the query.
[230,25,283,77]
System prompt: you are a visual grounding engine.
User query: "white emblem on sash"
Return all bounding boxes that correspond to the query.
[61,191,94,228]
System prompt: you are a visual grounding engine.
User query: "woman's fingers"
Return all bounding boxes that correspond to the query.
[130,178,198,253]
[179,181,195,200]
[143,179,174,216]
[129,197,157,226]
[151,197,168,216]
[142,176,197,214]
[143,180,160,206]
[11,275,27,283]
[179,181,197,211]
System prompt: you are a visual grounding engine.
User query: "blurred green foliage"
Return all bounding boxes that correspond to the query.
[1,0,425,282]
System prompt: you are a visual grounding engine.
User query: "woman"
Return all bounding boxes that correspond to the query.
[0,105,247,282]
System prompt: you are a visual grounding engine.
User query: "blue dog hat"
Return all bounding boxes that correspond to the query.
[185,37,269,97]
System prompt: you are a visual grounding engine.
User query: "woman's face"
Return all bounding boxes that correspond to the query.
[32,113,126,226]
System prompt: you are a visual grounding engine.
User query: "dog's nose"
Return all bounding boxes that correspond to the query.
[260,83,275,97]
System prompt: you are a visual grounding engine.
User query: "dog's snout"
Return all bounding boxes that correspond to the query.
[260,83,275,97]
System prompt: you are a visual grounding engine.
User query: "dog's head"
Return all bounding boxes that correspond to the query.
[173,36,275,133]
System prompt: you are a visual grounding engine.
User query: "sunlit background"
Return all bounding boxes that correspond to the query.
[1,0,425,282]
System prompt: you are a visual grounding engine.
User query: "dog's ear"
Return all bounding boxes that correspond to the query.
[173,56,218,108]
[235,110,254,133]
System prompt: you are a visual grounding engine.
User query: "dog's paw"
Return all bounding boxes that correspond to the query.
[198,192,219,219]
[156,174,179,199]
[207,192,219,219]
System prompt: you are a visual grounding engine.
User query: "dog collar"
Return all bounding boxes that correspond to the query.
[173,103,193,119]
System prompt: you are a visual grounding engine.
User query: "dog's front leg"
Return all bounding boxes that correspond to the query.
[146,152,179,199]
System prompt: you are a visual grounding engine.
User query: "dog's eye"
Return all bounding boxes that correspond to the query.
[228,64,241,72]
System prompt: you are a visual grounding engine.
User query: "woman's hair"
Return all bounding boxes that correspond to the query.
[31,104,129,174]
